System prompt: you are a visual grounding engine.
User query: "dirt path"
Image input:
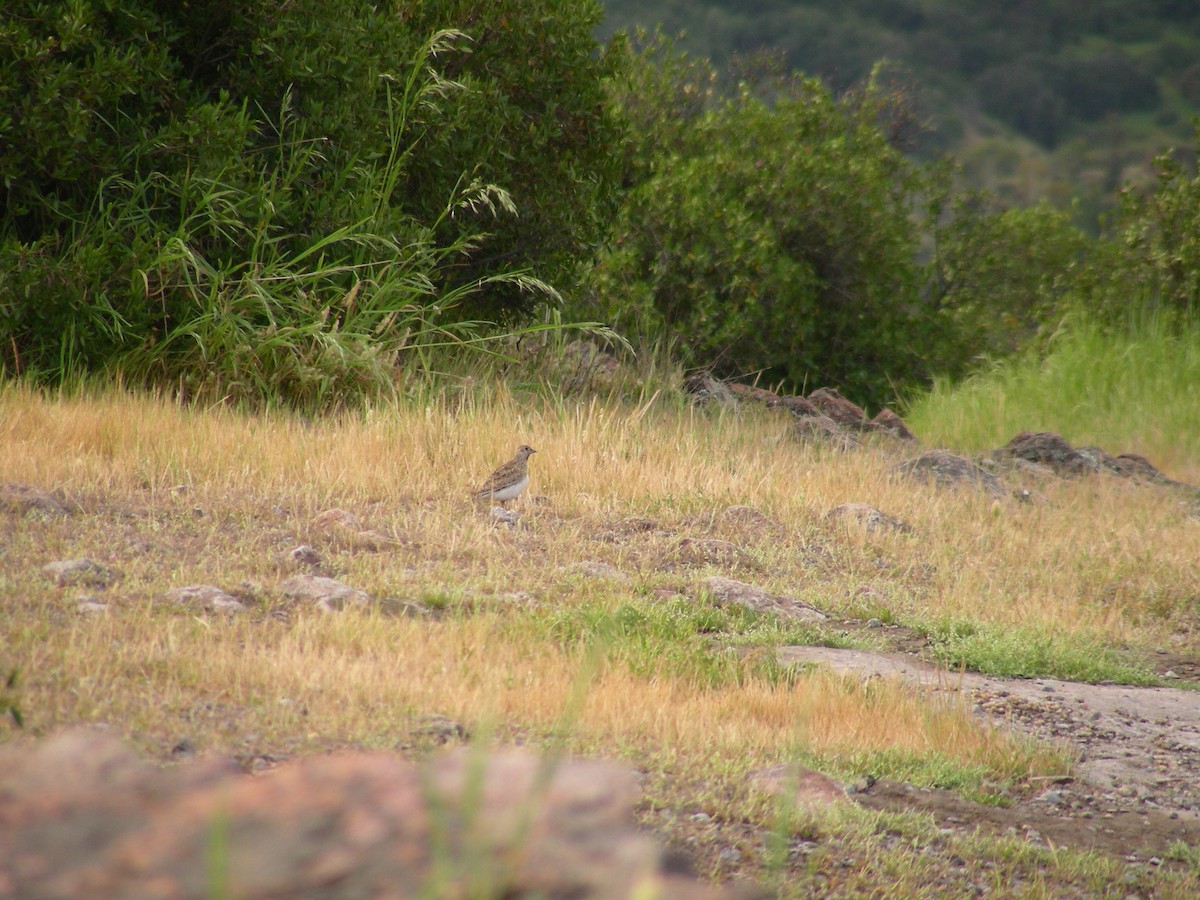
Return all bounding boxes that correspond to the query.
[777,643,1200,859]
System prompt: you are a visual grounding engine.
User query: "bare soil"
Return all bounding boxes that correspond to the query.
[778,630,1200,862]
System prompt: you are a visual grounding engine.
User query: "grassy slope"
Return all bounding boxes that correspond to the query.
[1,372,1198,893]
[906,315,1200,480]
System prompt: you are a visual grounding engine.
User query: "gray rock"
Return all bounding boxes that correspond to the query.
[891,450,1005,496]
[704,576,826,623]
[43,558,118,588]
[0,483,74,516]
[288,545,321,566]
[165,585,246,613]
[490,506,521,527]
[564,561,629,581]
[825,503,912,533]
[279,574,370,612]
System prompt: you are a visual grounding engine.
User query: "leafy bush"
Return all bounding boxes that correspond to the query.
[0,1,619,404]
[587,36,946,404]
[1105,126,1200,319]
[925,193,1093,357]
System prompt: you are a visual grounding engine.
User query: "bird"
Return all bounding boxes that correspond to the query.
[473,444,536,505]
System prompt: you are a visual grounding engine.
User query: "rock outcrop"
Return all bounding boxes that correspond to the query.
[0,729,735,899]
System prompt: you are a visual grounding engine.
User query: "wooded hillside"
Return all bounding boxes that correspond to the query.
[598,0,1200,219]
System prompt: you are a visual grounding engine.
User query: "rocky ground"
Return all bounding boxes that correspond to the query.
[779,628,1200,864]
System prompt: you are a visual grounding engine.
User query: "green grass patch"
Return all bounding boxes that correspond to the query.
[905,313,1200,467]
[533,597,879,689]
[918,618,1160,685]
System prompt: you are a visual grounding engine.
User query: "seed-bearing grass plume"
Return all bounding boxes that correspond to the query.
[473,444,537,505]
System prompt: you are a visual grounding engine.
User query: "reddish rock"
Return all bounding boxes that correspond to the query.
[791,414,861,450]
[867,408,917,441]
[807,387,868,429]
[767,395,822,418]
[727,383,780,403]
[749,764,852,811]
[0,729,736,899]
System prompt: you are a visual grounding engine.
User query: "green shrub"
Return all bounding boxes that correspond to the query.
[1106,125,1200,319]
[925,193,1093,358]
[0,1,619,403]
[587,35,945,405]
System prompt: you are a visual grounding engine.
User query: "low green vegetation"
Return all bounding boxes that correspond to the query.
[905,311,1200,468]
[0,1,618,401]
[5,2,1200,414]
[919,619,1161,686]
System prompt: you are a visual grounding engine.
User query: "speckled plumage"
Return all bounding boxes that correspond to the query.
[474,445,536,504]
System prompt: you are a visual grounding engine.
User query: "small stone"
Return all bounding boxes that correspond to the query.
[171,737,196,758]
[0,483,72,516]
[43,558,117,589]
[825,503,911,533]
[289,545,322,566]
[563,561,629,581]
[705,576,826,623]
[490,506,520,527]
[76,601,109,615]
[165,585,246,613]
[280,574,370,612]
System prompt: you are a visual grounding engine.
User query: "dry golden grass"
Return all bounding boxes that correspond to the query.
[4,381,1194,639]
[1,381,1195,786]
[16,606,1052,780]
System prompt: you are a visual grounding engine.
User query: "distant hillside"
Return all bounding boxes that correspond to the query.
[597,0,1200,222]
